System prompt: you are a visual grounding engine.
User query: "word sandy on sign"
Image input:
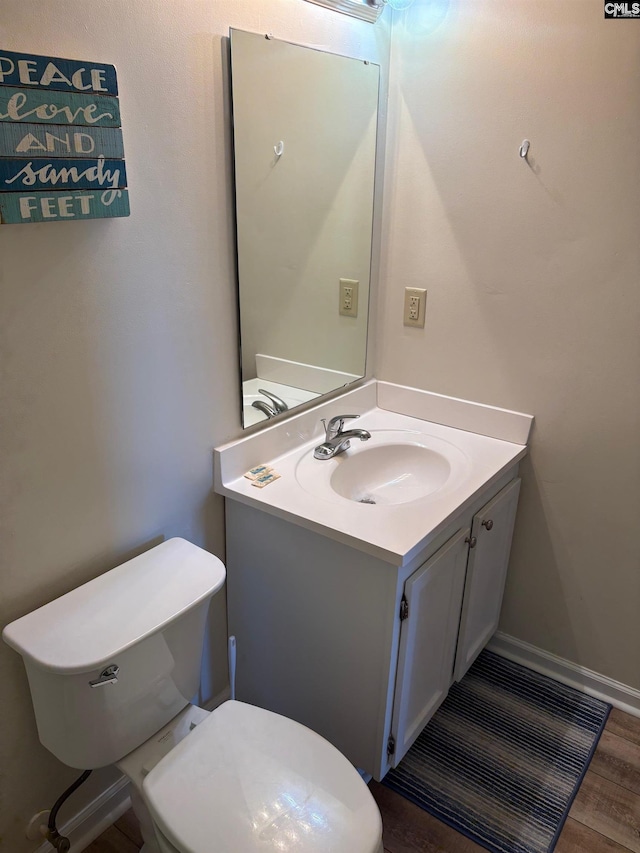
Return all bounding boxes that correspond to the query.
[0,157,126,194]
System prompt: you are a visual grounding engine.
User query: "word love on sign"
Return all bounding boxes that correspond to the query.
[0,50,129,223]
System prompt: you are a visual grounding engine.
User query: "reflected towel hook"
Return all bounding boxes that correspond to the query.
[274,140,284,158]
[519,139,530,159]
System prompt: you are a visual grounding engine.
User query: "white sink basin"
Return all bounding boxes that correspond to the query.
[330,443,452,505]
[295,429,470,506]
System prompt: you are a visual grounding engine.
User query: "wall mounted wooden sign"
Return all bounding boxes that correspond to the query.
[0,50,129,223]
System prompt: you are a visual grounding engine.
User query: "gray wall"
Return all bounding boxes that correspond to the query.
[0,2,389,849]
[380,0,640,688]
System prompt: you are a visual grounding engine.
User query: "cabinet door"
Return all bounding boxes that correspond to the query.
[453,478,521,682]
[390,528,469,767]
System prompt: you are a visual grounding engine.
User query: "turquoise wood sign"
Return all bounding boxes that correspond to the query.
[0,50,118,95]
[0,189,129,223]
[0,158,127,190]
[0,86,121,127]
[0,123,124,158]
[0,49,128,224]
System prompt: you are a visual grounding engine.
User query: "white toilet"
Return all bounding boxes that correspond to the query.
[3,538,383,853]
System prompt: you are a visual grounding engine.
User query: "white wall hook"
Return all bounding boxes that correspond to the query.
[274,140,284,157]
[519,139,530,159]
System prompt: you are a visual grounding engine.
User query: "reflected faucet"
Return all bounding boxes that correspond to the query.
[258,389,288,414]
[251,389,289,421]
[314,414,371,460]
[252,400,277,419]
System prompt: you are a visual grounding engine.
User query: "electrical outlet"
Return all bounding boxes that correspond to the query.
[339,278,359,317]
[403,287,427,328]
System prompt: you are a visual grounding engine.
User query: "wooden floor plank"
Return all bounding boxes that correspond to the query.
[114,808,144,847]
[607,709,640,748]
[569,771,640,853]
[555,817,635,853]
[84,824,140,853]
[369,781,486,853]
[590,729,640,795]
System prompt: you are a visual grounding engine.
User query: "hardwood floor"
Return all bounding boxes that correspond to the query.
[87,708,640,853]
[85,808,143,853]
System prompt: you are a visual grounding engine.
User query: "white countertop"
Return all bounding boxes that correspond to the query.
[215,381,532,566]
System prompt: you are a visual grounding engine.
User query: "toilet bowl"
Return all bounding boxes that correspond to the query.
[120,700,383,853]
[2,538,384,853]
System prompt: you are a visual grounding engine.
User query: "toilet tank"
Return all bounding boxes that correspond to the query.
[2,538,226,769]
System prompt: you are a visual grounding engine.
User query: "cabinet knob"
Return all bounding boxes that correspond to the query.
[465,535,477,548]
[482,519,494,531]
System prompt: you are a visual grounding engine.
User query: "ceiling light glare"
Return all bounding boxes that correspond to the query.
[385,0,416,9]
[303,0,384,23]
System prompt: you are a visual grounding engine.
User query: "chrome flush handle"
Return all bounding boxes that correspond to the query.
[88,664,119,688]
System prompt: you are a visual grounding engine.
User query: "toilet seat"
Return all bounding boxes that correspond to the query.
[143,700,383,853]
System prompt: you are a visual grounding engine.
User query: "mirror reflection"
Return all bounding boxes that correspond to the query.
[230,29,380,428]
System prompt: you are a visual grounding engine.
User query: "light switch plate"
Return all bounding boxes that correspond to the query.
[340,278,359,317]
[404,287,426,328]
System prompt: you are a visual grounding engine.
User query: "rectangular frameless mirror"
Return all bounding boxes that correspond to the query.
[230,29,380,428]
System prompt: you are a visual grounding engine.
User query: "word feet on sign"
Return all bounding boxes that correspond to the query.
[0,50,129,223]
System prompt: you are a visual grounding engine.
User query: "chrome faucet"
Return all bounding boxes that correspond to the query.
[251,389,289,420]
[258,389,288,414]
[314,414,371,460]
[252,400,277,419]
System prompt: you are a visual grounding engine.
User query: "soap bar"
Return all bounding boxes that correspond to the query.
[244,465,273,481]
[251,471,281,488]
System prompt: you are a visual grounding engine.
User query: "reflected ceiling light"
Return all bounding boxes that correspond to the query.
[302,0,384,23]
[301,0,416,21]
[383,0,417,9]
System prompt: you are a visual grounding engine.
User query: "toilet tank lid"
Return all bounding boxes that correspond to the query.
[2,538,226,674]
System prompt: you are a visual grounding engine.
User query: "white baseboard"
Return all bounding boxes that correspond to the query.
[34,776,131,853]
[488,631,640,718]
[34,687,232,853]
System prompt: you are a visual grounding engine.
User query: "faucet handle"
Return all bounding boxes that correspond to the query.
[324,414,360,440]
[258,388,288,414]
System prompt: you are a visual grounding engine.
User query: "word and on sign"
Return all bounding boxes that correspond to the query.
[0,50,129,223]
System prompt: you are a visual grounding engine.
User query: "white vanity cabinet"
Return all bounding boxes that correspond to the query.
[389,528,469,765]
[225,470,522,780]
[388,476,521,768]
[453,477,521,683]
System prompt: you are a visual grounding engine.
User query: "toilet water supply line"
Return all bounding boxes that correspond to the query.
[39,641,238,851]
[44,769,93,851]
